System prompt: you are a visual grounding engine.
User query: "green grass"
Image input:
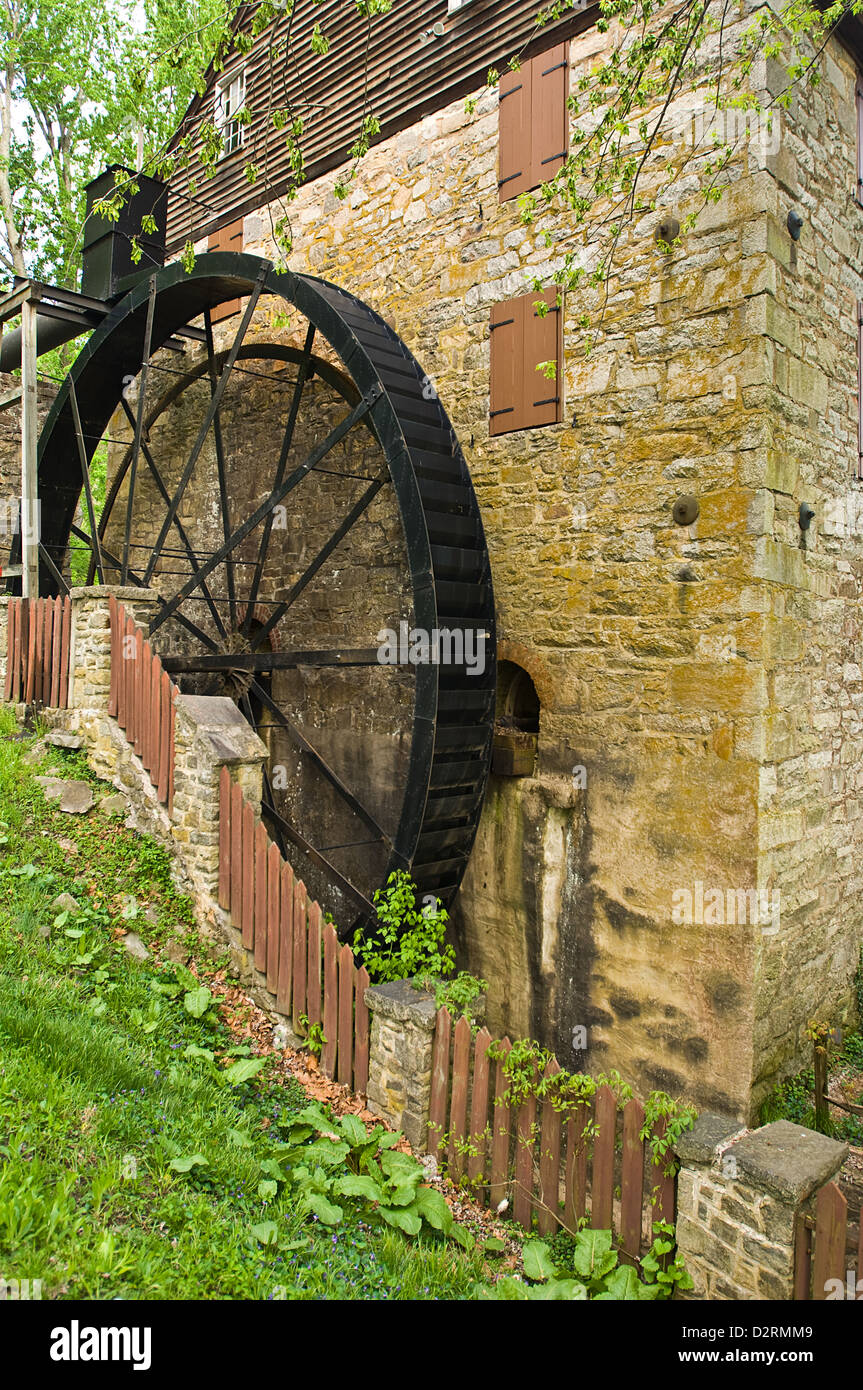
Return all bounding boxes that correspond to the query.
[0,709,486,1299]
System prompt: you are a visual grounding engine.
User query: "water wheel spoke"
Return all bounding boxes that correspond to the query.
[68,377,105,586]
[250,474,388,649]
[38,543,70,596]
[204,308,239,628]
[248,677,392,851]
[239,693,289,862]
[148,391,378,638]
[123,275,158,584]
[258,795,375,921]
[143,263,269,586]
[70,525,222,653]
[242,322,316,630]
[108,395,229,641]
[159,648,383,674]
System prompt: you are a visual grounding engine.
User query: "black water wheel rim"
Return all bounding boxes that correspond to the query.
[27,253,496,931]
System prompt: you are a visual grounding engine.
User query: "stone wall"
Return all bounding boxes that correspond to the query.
[675,1112,848,1300]
[227,19,863,1118]
[365,980,438,1151]
[200,24,793,1118]
[9,11,856,1119]
[746,42,863,1109]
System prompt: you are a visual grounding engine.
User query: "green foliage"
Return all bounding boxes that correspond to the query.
[353,871,485,1022]
[415,970,488,1022]
[760,1024,863,1148]
[68,446,106,583]
[1,0,229,285]
[639,1220,694,1297]
[261,1101,474,1247]
[760,1068,817,1129]
[297,1014,327,1058]
[486,1038,631,1115]
[353,870,455,984]
[481,1040,695,1206]
[641,1091,698,1176]
[477,1223,692,1300]
[0,713,485,1300]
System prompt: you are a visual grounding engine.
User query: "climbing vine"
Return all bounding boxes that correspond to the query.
[641,1091,698,1175]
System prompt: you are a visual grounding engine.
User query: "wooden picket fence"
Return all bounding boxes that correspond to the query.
[427,1013,676,1256]
[795,1179,863,1299]
[108,598,176,811]
[4,595,72,707]
[217,766,370,1093]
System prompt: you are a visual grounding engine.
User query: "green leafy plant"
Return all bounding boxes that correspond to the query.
[268,1102,474,1246]
[486,1039,632,1117]
[639,1220,693,1297]
[478,1224,691,1300]
[415,970,488,1022]
[641,1092,698,1177]
[353,872,486,1021]
[353,870,455,983]
[297,1014,327,1058]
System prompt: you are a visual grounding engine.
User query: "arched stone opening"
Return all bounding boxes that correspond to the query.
[493,660,539,776]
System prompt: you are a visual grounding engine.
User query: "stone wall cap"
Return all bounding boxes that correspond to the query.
[177,694,268,763]
[70,585,161,602]
[364,978,437,1029]
[676,1112,748,1166]
[729,1120,848,1204]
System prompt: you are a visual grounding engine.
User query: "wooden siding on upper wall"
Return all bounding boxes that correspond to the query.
[165,0,598,249]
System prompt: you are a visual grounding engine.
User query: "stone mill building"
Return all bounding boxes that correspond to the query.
[7,0,863,1125]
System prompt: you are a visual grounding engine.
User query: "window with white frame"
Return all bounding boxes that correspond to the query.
[215,67,245,157]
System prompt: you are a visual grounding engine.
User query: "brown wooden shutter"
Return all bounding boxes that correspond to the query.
[489,287,562,435]
[531,43,569,187]
[499,43,569,202]
[489,300,521,434]
[523,286,562,428]
[208,217,244,322]
[498,64,532,202]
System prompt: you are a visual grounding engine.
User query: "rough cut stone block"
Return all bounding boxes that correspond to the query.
[676,1116,848,1302]
[676,1112,747,1165]
[731,1120,848,1203]
[364,978,437,1031]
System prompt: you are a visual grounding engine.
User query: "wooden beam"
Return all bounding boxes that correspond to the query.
[20,298,39,599]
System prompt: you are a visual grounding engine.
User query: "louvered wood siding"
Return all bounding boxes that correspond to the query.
[165,1,596,249]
